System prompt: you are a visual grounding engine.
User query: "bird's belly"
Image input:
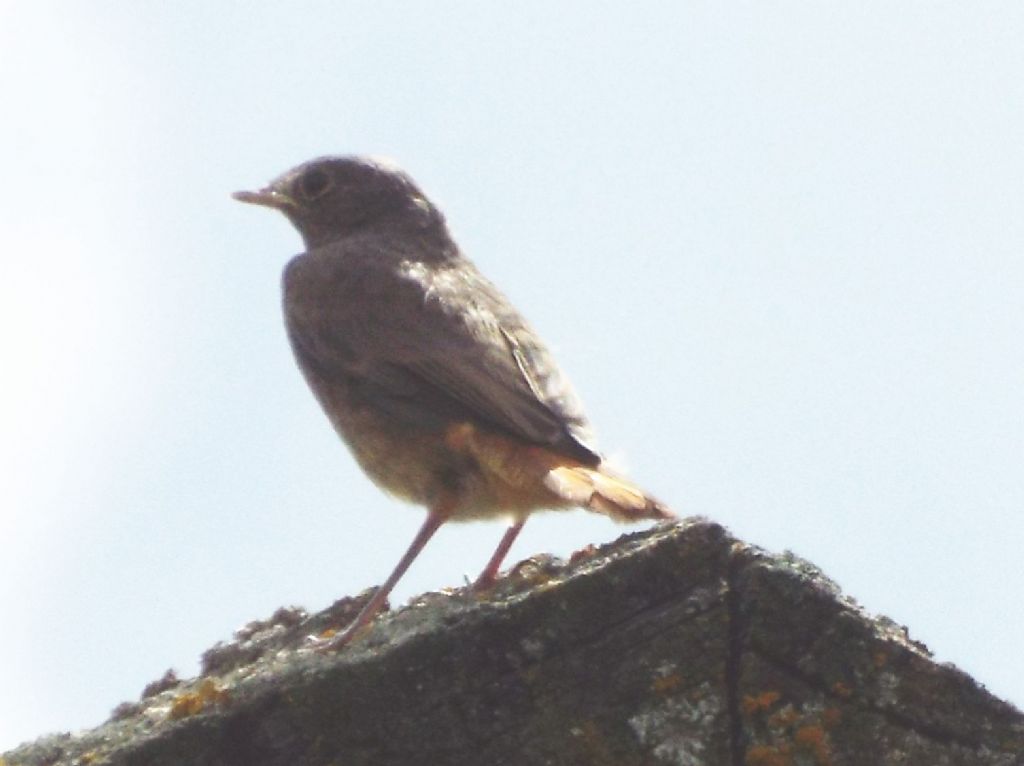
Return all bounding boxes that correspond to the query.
[306,379,569,520]
[325,396,457,503]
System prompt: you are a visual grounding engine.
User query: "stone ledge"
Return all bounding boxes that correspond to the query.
[5,519,1022,765]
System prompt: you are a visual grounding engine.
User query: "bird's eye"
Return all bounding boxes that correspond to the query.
[298,169,332,200]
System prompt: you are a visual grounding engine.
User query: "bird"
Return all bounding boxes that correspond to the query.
[233,156,673,648]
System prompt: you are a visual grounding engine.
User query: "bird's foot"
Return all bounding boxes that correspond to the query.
[471,571,499,593]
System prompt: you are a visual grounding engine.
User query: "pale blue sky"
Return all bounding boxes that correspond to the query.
[2,1,1023,750]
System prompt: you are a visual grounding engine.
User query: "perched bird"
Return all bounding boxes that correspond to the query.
[233,156,672,647]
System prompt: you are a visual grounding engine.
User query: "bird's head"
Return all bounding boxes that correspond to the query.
[233,155,444,249]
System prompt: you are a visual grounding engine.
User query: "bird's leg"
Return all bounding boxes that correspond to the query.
[322,503,451,650]
[473,518,527,591]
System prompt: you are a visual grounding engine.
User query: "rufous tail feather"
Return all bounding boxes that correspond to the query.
[543,465,674,522]
[445,422,674,521]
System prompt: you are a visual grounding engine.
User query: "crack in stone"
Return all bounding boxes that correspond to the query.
[725,553,746,766]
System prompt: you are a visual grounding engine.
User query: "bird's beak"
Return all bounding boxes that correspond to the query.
[231,187,296,211]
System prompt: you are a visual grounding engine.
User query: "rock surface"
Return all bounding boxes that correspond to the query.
[5,519,1023,765]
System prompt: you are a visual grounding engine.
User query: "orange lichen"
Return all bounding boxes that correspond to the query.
[650,673,684,695]
[794,724,831,764]
[822,707,842,728]
[873,651,888,668]
[746,699,839,766]
[745,744,791,766]
[742,690,782,715]
[168,678,230,720]
[831,680,852,699]
[768,705,801,728]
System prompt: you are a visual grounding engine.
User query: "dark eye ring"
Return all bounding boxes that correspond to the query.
[299,169,332,200]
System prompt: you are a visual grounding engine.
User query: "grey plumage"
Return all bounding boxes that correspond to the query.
[233,155,671,648]
[270,157,600,472]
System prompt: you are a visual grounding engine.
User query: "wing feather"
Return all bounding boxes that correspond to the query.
[284,246,600,465]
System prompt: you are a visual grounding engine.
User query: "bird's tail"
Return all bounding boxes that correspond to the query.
[542,463,674,522]
[446,422,674,521]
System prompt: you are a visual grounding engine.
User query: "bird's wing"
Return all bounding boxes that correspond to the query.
[284,251,601,465]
